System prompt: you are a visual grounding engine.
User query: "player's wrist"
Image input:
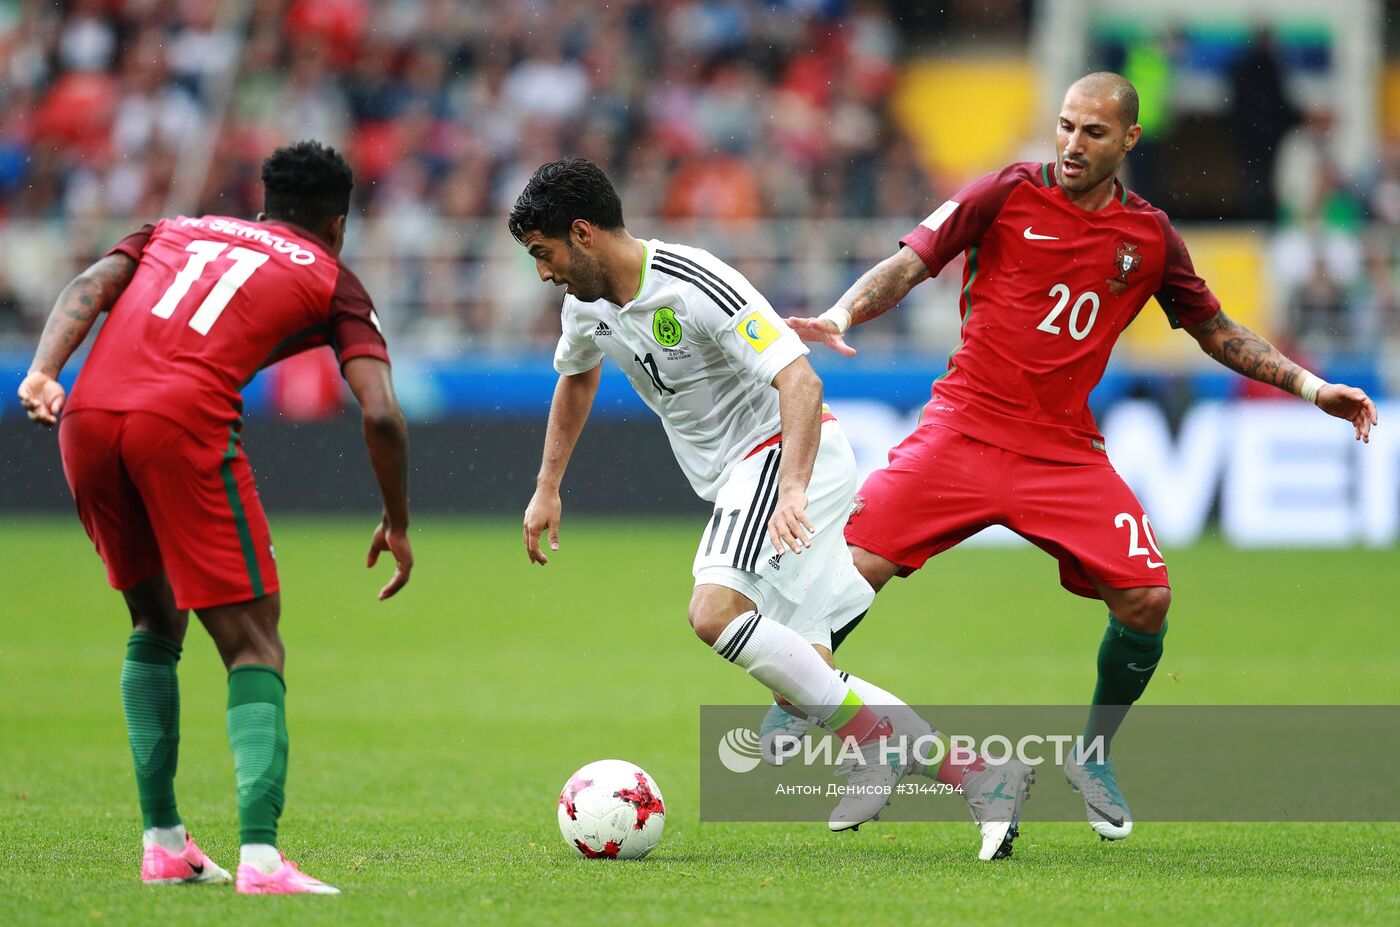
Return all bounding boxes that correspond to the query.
[817,307,852,334]
[1296,371,1327,406]
[776,481,807,500]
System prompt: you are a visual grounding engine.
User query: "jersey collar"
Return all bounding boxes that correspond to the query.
[1043,161,1128,211]
[617,239,657,312]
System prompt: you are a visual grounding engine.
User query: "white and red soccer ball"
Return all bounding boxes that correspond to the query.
[557,759,666,860]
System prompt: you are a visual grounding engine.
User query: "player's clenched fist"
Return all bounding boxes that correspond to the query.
[524,487,563,565]
[768,486,815,556]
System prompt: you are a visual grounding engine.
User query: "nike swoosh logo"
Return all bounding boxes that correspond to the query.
[1023,227,1059,240]
[1127,662,1158,672]
[189,861,205,875]
[1086,801,1125,828]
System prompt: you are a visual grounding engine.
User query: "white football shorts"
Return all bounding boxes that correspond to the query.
[692,419,874,649]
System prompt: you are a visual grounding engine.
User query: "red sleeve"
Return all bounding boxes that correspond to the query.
[898,162,1038,277]
[328,262,391,367]
[105,223,157,261]
[1152,213,1221,329]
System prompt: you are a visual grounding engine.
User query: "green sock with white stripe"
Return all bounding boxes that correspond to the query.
[121,631,183,829]
[1083,615,1166,757]
[227,665,288,847]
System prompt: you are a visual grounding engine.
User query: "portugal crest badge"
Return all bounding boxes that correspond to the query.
[1108,242,1141,294]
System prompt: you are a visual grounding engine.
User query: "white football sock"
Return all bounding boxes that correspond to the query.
[240,843,282,874]
[143,825,186,854]
[713,611,848,721]
[841,672,938,776]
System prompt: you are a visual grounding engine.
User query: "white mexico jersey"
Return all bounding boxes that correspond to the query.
[553,239,809,501]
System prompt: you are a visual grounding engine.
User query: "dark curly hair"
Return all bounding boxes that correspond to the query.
[261,140,354,229]
[508,158,624,242]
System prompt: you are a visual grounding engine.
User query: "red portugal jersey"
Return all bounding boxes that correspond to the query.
[899,161,1220,463]
[67,215,389,440]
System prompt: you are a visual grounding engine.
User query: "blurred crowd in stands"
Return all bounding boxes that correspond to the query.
[0,0,919,224]
[0,0,1396,373]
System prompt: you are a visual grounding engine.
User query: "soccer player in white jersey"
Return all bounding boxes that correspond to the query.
[509,159,1032,858]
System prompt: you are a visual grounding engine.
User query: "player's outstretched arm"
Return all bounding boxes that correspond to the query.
[767,357,822,556]
[344,356,414,599]
[785,246,930,357]
[525,363,603,565]
[17,253,138,425]
[1185,310,1379,443]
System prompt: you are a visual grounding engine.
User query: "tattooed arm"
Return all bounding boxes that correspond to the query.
[16,253,138,425]
[1185,309,1378,443]
[786,246,930,357]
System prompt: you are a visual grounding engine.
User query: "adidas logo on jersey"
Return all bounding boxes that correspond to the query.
[767,554,782,571]
[594,322,612,337]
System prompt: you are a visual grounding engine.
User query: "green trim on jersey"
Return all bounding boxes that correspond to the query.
[1118,180,1129,204]
[633,242,649,302]
[241,324,331,389]
[220,425,265,600]
[1042,162,1052,187]
[935,245,980,385]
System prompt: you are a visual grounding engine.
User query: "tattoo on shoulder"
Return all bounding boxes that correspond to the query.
[91,254,138,294]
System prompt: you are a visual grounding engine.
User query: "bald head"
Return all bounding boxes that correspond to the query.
[1069,72,1139,130]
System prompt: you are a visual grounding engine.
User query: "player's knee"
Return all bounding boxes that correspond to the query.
[1116,587,1171,634]
[688,583,756,647]
[216,629,284,671]
[849,546,898,593]
[688,600,729,647]
[121,576,186,640]
[197,596,284,670]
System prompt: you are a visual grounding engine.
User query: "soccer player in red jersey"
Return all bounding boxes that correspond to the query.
[17,141,413,894]
[788,73,1378,842]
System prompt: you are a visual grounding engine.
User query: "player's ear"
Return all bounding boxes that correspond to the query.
[328,214,347,253]
[1123,123,1142,153]
[571,219,593,249]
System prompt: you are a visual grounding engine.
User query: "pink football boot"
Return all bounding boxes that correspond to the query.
[236,854,341,895]
[140,832,232,885]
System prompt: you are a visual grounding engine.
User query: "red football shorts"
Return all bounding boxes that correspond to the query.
[845,424,1169,599]
[58,409,279,610]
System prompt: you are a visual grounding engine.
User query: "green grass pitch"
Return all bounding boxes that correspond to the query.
[1,516,1396,925]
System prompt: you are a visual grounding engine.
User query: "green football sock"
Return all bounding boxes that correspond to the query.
[121,631,184,830]
[1083,615,1166,757]
[227,665,288,847]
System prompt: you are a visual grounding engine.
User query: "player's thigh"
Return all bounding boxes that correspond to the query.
[120,414,280,612]
[1004,457,1170,600]
[57,410,163,591]
[693,429,870,649]
[844,424,1000,573]
[694,444,786,580]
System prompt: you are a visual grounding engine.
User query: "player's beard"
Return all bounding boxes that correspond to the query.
[564,241,609,302]
[1058,152,1115,194]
